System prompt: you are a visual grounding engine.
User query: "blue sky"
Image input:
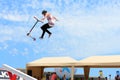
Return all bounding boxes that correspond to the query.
[0,0,120,78]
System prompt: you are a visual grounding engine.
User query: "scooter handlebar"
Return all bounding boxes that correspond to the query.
[34,16,43,23]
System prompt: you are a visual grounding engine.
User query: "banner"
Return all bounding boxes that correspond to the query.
[0,69,9,79]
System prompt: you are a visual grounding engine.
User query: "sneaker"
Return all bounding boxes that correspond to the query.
[39,37,43,39]
[48,33,52,38]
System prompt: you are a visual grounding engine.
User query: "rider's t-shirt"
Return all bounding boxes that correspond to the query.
[47,15,55,26]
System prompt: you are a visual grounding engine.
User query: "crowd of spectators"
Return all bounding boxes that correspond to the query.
[41,70,120,80]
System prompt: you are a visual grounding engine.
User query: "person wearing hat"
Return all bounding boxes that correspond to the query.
[37,10,58,39]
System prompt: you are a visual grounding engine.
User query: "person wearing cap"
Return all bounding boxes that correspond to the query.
[38,10,58,39]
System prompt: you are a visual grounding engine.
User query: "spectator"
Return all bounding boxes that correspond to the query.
[62,74,66,80]
[51,72,57,80]
[46,72,50,80]
[109,74,111,80]
[98,76,101,80]
[115,75,120,80]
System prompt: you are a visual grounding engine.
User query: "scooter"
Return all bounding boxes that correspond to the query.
[27,16,43,41]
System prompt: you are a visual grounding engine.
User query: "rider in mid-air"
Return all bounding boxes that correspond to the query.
[38,10,58,39]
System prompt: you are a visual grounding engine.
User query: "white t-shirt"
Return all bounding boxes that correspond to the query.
[47,15,55,26]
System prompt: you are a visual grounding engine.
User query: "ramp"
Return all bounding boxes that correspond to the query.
[2,64,37,80]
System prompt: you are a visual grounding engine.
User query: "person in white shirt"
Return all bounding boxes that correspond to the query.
[39,10,58,39]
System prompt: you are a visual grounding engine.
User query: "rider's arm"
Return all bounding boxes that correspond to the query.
[40,14,47,22]
[53,16,58,21]
[41,17,46,21]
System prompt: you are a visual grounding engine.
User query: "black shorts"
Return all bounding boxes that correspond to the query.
[41,23,52,29]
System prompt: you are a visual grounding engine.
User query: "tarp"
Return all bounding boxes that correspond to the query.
[27,55,120,67]
[27,57,77,67]
[26,55,120,80]
[76,55,120,67]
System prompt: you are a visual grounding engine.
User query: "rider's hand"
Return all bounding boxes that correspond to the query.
[34,16,38,20]
[39,20,44,23]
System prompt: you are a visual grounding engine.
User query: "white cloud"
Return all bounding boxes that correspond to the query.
[0,25,31,43]
[0,13,29,22]
[0,27,13,42]
[9,48,19,56]
[41,1,55,9]
[9,47,30,56]
[24,0,40,9]
[3,43,9,49]
[21,48,29,56]
[0,0,120,57]
[0,43,9,50]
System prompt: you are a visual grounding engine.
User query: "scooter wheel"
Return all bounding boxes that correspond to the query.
[33,38,36,41]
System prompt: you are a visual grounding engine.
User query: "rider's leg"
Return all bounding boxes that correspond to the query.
[40,23,52,38]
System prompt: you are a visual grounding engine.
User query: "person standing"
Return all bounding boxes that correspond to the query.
[51,72,57,80]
